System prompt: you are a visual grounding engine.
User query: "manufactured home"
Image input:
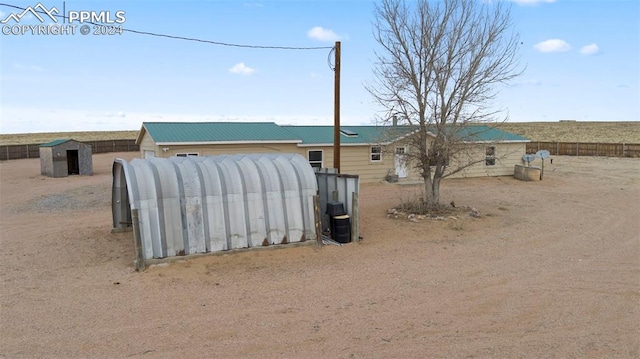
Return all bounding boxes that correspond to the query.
[135,122,529,183]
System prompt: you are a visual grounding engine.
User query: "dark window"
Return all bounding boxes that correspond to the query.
[370,146,382,162]
[485,146,496,166]
[308,150,323,168]
[176,153,199,157]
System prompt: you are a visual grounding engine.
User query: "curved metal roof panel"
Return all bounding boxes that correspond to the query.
[113,153,318,260]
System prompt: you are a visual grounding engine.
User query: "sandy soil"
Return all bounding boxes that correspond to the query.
[1,153,639,358]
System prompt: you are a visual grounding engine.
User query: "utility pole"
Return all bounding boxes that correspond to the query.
[333,41,341,173]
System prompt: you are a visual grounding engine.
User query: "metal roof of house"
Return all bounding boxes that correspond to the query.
[138,122,302,144]
[39,139,73,147]
[449,126,529,142]
[281,125,416,145]
[137,122,528,146]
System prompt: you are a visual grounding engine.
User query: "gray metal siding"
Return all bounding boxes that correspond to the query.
[315,168,360,238]
[112,154,318,260]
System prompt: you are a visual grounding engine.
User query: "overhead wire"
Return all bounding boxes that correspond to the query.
[0,3,335,51]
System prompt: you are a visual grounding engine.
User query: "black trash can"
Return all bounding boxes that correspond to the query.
[325,201,351,243]
[331,214,351,243]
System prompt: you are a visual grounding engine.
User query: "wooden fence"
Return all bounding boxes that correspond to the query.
[0,139,139,161]
[2,140,638,161]
[526,142,640,158]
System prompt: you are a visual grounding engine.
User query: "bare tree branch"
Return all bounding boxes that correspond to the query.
[366,0,522,208]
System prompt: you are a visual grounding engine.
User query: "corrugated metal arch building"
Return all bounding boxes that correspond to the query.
[112,153,318,260]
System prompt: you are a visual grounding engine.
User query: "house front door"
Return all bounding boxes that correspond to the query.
[395,146,408,178]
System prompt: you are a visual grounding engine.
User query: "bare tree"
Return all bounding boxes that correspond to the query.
[368,0,522,209]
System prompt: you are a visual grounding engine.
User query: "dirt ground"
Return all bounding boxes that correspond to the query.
[1,152,638,358]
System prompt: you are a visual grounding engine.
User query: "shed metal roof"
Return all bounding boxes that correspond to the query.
[139,122,302,144]
[39,139,73,147]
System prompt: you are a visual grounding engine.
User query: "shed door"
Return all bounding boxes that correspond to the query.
[67,150,79,175]
[144,150,155,159]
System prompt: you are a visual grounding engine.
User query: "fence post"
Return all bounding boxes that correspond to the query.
[351,191,359,243]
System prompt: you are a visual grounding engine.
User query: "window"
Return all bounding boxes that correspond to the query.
[370,146,382,162]
[395,146,406,155]
[308,150,323,168]
[176,153,199,157]
[485,146,496,166]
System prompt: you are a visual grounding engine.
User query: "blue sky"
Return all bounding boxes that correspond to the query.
[0,0,638,134]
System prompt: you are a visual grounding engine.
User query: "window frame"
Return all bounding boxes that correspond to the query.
[485,146,496,166]
[370,145,382,162]
[307,149,323,169]
[175,152,199,157]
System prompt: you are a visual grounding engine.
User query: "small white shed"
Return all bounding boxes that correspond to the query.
[112,153,318,260]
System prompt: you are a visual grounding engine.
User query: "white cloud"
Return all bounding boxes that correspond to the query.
[580,43,600,55]
[243,2,263,8]
[229,62,256,75]
[13,63,44,72]
[87,111,126,118]
[533,39,571,53]
[307,26,340,42]
[509,0,557,5]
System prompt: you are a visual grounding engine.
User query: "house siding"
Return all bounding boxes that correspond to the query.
[342,145,395,183]
[301,145,396,183]
[138,132,158,157]
[451,142,526,178]
[161,143,300,158]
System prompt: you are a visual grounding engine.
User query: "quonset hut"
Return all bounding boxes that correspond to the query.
[112,153,318,261]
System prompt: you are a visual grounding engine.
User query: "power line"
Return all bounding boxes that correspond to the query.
[0,3,334,50]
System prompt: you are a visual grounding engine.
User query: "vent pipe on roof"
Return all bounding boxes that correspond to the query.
[392,116,398,127]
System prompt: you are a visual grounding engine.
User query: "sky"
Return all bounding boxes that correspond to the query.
[0,0,638,134]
